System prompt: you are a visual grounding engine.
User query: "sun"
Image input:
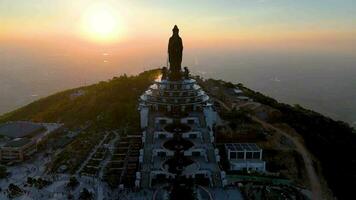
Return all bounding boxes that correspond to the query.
[81,4,123,43]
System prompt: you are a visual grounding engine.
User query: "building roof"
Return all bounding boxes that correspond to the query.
[225,143,261,151]
[233,89,243,94]
[0,121,45,138]
[4,138,32,148]
[237,96,249,100]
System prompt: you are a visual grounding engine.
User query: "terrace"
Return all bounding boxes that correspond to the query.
[104,134,142,188]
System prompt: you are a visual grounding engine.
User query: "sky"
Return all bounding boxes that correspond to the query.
[0,0,356,125]
[1,0,355,46]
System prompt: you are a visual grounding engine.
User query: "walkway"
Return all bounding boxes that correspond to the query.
[97,130,120,200]
[75,132,110,175]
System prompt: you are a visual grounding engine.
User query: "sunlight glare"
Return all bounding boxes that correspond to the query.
[81,4,123,43]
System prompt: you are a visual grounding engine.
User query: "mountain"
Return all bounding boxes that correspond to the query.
[0,69,355,199]
[235,82,356,200]
[0,69,160,129]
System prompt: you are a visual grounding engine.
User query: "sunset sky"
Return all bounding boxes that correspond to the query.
[1,0,355,46]
[0,0,356,123]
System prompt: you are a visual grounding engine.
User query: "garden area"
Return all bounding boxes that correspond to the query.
[80,148,107,177]
[49,127,105,174]
[215,108,267,143]
[104,134,141,188]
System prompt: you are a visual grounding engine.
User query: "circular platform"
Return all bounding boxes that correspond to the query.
[162,157,195,174]
[163,137,194,151]
[164,123,191,133]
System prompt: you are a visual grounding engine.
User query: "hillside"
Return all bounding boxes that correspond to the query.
[0,69,160,129]
[0,69,355,199]
[236,83,356,200]
[0,69,160,175]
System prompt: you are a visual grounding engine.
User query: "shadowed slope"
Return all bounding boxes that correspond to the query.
[0,69,160,128]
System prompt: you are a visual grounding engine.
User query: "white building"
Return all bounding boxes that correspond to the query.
[138,66,222,188]
[137,25,226,189]
[233,88,243,95]
[225,143,266,172]
[0,121,62,163]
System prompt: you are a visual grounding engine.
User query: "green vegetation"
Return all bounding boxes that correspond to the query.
[216,144,230,171]
[0,69,160,174]
[105,170,121,188]
[79,188,93,200]
[239,83,356,200]
[7,183,23,198]
[221,108,252,124]
[66,176,79,190]
[228,174,292,186]
[217,108,265,143]
[26,177,52,189]
[0,69,160,128]
[240,183,306,200]
[169,180,197,200]
[49,128,103,173]
[0,165,7,179]
[0,68,353,198]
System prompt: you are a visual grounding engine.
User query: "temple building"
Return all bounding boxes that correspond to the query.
[0,121,62,163]
[137,25,226,188]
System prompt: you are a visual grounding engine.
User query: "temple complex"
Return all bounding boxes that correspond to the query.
[137,26,227,191]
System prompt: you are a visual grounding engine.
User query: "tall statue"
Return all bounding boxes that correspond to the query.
[168,25,183,73]
[161,67,168,80]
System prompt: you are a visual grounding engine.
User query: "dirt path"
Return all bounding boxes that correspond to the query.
[214,98,323,200]
[251,116,322,200]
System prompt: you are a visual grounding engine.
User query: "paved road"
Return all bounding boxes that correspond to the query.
[214,98,323,200]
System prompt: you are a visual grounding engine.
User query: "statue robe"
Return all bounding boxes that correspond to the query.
[168,34,183,72]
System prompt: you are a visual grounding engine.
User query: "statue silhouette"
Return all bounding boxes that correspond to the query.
[168,25,183,79]
[161,67,168,80]
[183,67,189,79]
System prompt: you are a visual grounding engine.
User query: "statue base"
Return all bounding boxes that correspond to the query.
[168,71,183,81]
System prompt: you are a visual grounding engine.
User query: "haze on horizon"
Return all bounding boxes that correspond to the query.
[0,0,355,126]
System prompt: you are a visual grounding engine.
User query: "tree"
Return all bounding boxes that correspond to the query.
[7,183,23,198]
[169,179,197,200]
[27,177,34,185]
[66,176,79,189]
[0,165,7,179]
[79,188,93,200]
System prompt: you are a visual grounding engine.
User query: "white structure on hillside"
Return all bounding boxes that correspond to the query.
[137,77,224,187]
[225,143,266,172]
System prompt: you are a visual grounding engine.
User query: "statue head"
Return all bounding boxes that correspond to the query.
[172,25,179,35]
